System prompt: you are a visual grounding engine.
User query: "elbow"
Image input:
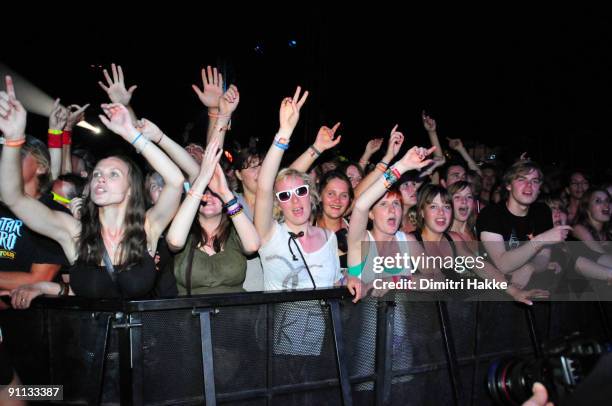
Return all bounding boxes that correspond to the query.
[165,237,186,253]
[167,173,186,190]
[242,236,261,256]
[353,198,369,214]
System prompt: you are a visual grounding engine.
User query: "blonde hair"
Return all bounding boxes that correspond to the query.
[273,168,320,223]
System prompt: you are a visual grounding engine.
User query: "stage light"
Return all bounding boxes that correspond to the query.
[288,40,297,48]
[0,63,101,135]
[76,121,102,135]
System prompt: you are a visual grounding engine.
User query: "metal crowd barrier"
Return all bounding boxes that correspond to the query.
[1,288,611,406]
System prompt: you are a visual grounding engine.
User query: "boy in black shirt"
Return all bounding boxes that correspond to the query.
[477,160,572,288]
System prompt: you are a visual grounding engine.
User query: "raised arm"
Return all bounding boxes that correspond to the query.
[137,118,200,183]
[166,139,222,251]
[98,103,184,241]
[98,63,138,124]
[62,103,89,175]
[48,99,68,180]
[422,111,445,160]
[354,125,405,200]
[346,137,435,301]
[208,163,260,254]
[447,137,482,175]
[290,122,341,172]
[192,66,225,143]
[254,86,309,244]
[0,76,80,258]
[359,138,383,170]
[210,84,240,147]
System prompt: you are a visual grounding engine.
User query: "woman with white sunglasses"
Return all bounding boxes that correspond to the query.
[255,87,341,291]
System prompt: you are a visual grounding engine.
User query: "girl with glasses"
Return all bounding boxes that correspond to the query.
[254,87,342,290]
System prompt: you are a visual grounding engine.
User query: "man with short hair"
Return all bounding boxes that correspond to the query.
[477,160,571,289]
[0,137,69,294]
[441,162,467,188]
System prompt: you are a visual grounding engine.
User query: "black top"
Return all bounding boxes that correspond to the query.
[69,252,157,299]
[0,195,69,272]
[476,202,553,249]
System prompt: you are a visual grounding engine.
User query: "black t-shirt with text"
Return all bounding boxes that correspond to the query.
[0,194,70,272]
[476,202,553,250]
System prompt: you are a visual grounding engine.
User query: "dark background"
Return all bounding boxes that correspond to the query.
[3,8,612,174]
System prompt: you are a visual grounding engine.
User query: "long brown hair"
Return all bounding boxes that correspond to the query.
[191,193,232,253]
[78,156,147,268]
[575,188,611,241]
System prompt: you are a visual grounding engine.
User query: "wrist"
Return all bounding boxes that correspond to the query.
[48,129,62,148]
[277,128,293,140]
[393,161,408,174]
[221,192,235,204]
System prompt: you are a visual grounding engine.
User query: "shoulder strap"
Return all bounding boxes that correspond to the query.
[185,236,197,296]
[102,248,118,283]
[414,230,423,243]
[443,232,458,257]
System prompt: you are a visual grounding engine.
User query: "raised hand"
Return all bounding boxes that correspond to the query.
[207,163,233,201]
[98,103,137,140]
[198,138,224,186]
[314,122,342,151]
[446,137,464,151]
[0,76,27,140]
[219,84,240,116]
[365,138,383,155]
[422,110,437,132]
[136,118,164,144]
[279,86,309,135]
[65,104,90,131]
[98,63,138,106]
[398,145,436,172]
[384,124,405,159]
[192,66,224,109]
[49,99,68,131]
[420,156,446,177]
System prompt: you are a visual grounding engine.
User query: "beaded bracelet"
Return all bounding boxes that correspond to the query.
[382,169,399,189]
[227,203,244,218]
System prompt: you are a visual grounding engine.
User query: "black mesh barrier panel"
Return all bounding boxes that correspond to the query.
[211,305,267,396]
[0,306,47,385]
[140,309,204,405]
[1,292,611,406]
[46,309,114,404]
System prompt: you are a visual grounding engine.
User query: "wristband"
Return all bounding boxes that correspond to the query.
[4,138,26,147]
[48,130,62,148]
[62,130,72,145]
[223,196,238,209]
[309,145,322,157]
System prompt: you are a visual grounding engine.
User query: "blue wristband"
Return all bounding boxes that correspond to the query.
[131,132,143,145]
[273,141,290,150]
